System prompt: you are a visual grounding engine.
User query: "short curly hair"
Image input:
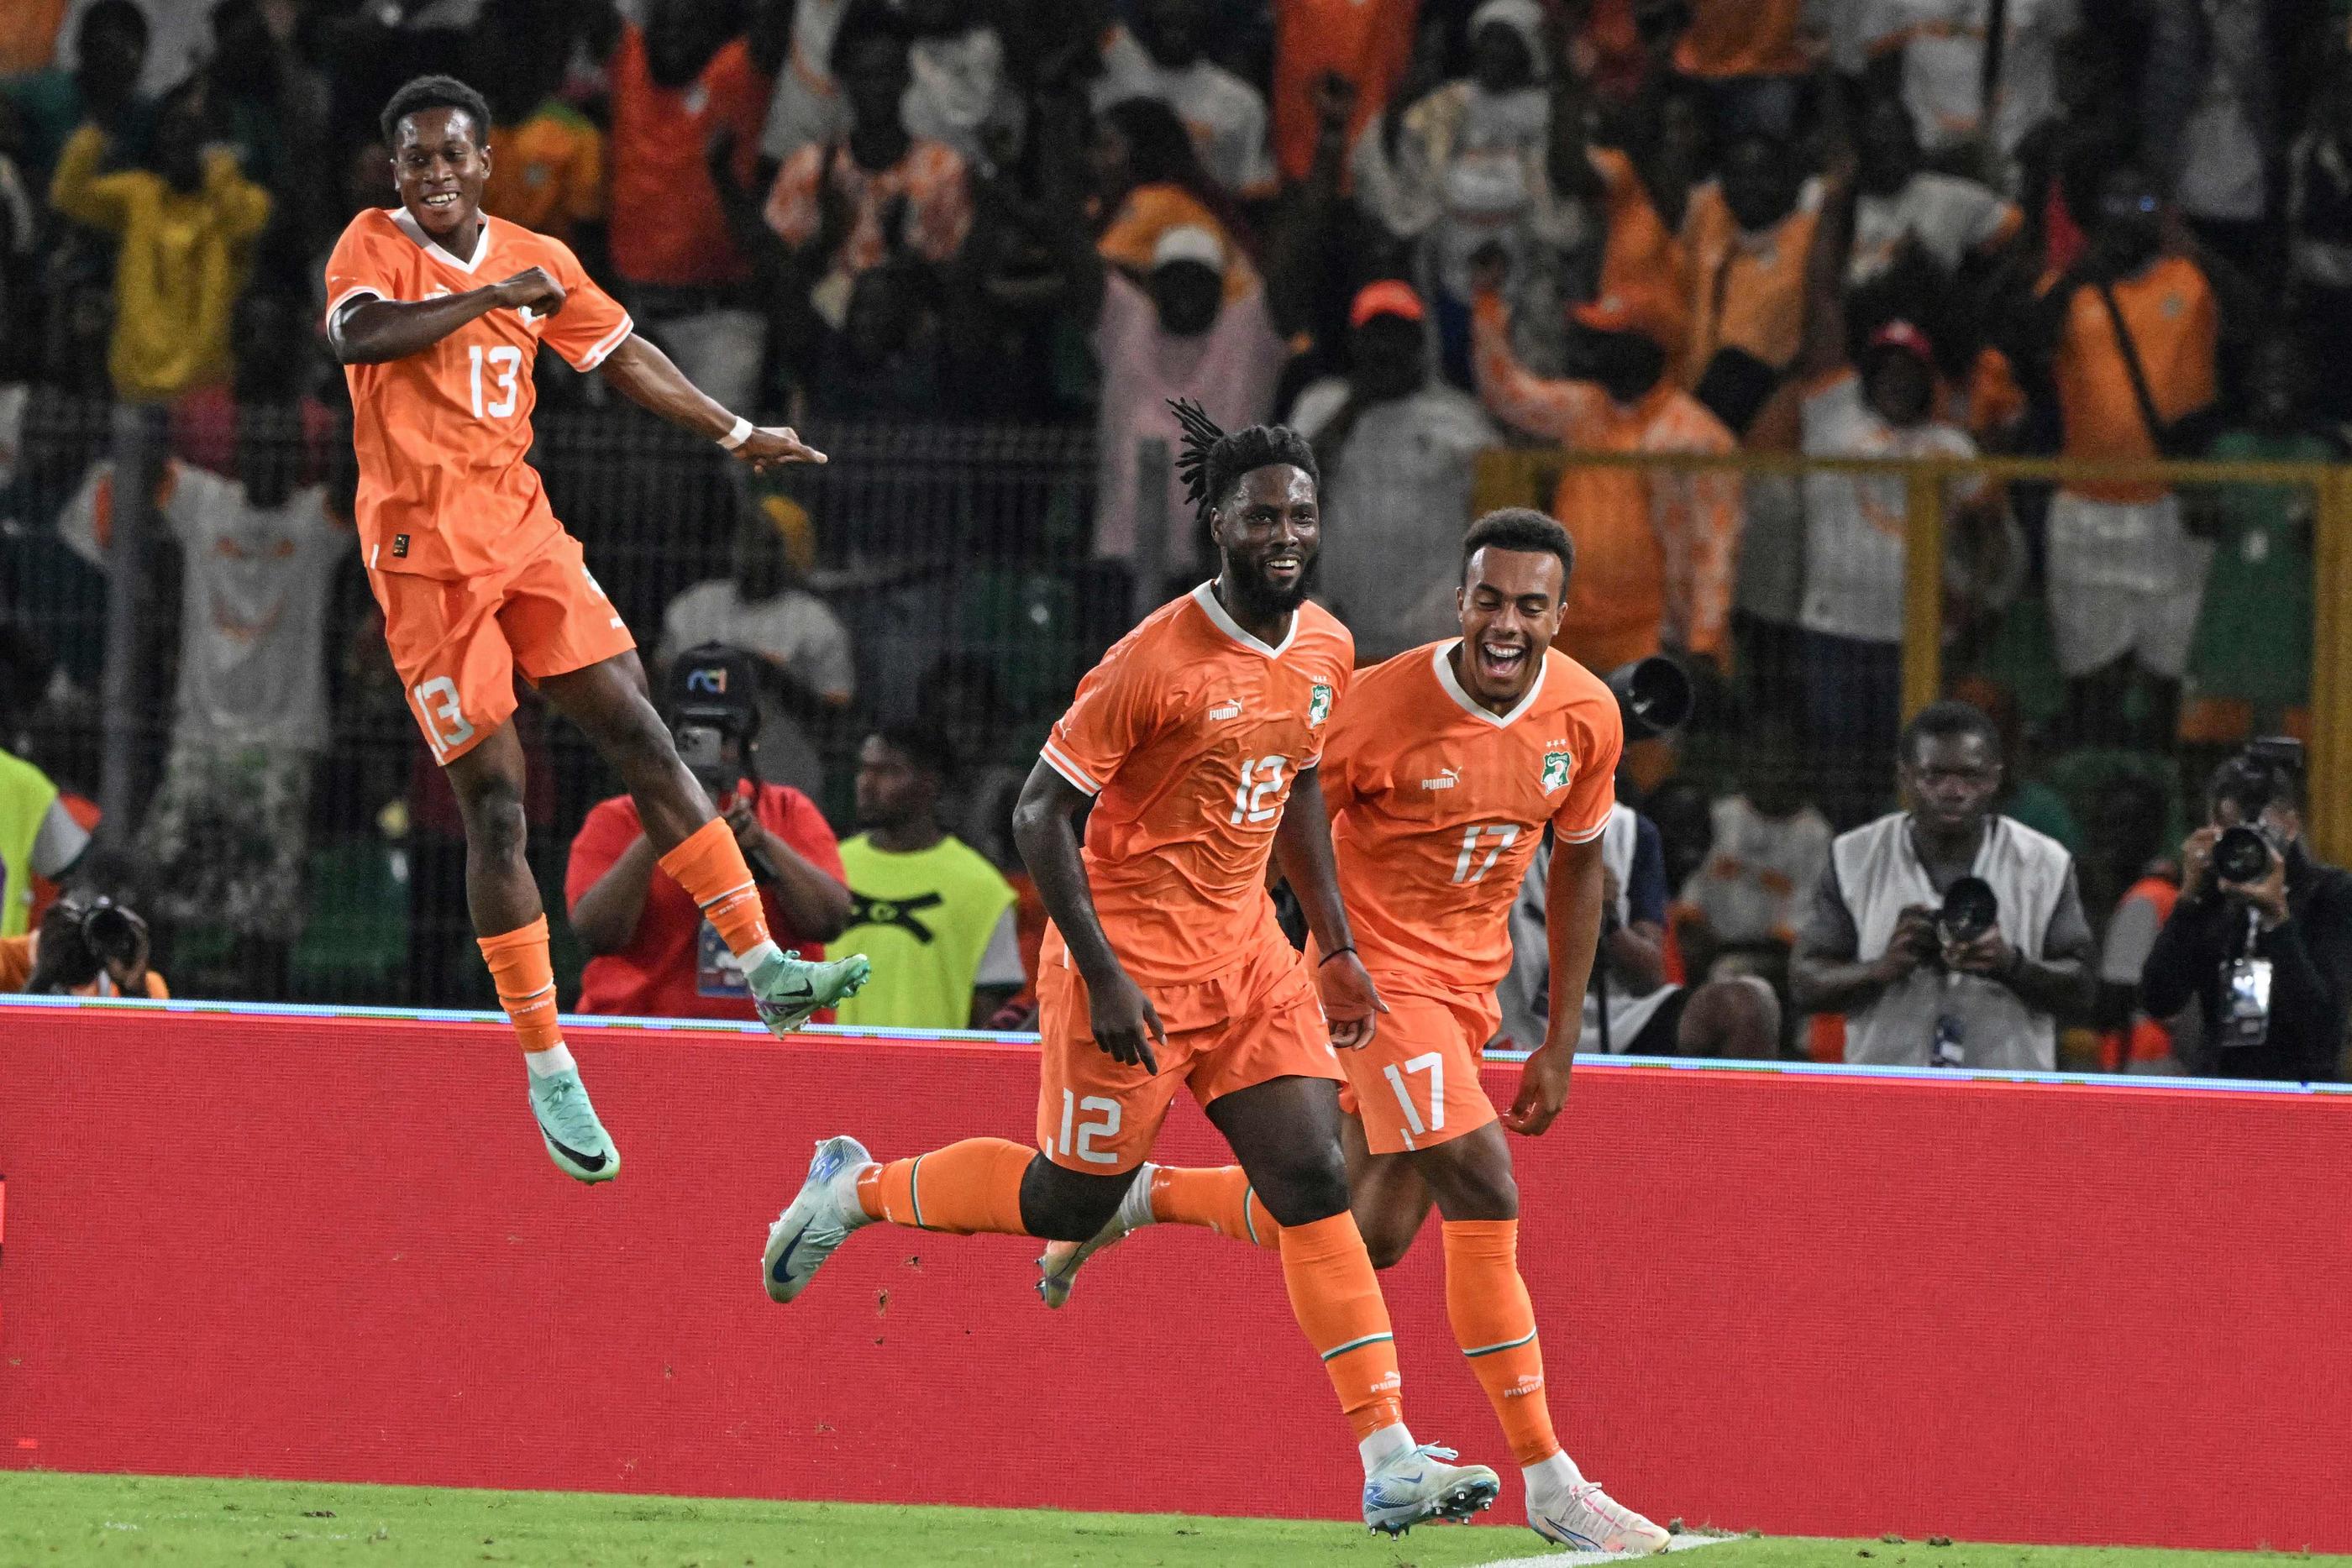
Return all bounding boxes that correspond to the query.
[380,75,492,154]
[1168,399,1319,527]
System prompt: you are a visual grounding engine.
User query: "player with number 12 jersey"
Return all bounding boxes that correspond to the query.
[324,74,866,1188]
[1041,508,1672,1555]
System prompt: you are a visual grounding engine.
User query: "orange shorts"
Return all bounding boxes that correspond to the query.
[1035,936,1343,1175]
[1336,974,1501,1156]
[370,529,634,763]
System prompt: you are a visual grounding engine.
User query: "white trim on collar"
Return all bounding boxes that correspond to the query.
[388,205,492,273]
[1189,581,1298,659]
[1431,640,1548,728]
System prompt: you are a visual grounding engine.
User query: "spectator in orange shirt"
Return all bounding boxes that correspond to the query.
[1091,97,1261,307]
[602,0,775,414]
[1679,130,1818,433]
[762,16,973,318]
[2024,165,2223,750]
[1470,257,1741,679]
[1668,0,1811,140]
[1268,0,1419,186]
[478,28,604,253]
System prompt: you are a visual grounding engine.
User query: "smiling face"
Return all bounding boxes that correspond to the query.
[1211,464,1320,618]
[391,106,489,239]
[1456,546,1566,707]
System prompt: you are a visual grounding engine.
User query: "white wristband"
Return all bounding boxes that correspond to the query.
[718,416,754,450]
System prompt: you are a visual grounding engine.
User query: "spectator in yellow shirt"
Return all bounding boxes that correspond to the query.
[48,88,270,403]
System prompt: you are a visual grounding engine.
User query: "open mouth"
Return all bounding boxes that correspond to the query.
[1263,553,1303,584]
[1474,637,1529,683]
[421,191,460,214]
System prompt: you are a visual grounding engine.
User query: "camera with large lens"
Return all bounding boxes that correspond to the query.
[1937,876,1999,947]
[81,896,141,965]
[2212,824,2277,886]
[1604,656,1693,742]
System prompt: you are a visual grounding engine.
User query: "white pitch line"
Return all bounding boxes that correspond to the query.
[1476,1533,1741,1566]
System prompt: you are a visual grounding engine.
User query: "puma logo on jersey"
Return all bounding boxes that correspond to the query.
[1209,700,1243,721]
[1421,767,1461,791]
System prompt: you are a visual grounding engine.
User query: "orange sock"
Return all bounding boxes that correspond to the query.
[1148,1166,1282,1248]
[658,817,771,957]
[1444,1219,1560,1468]
[479,915,562,1053]
[1279,1212,1405,1441]
[855,1138,1036,1235]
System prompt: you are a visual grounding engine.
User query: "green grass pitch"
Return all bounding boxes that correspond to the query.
[3,1472,2344,1567]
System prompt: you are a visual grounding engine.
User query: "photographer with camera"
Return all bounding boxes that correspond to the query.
[564,644,852,1022]
[0,886,166,999]
[1792,700,2095,1070]
[2139,746,2352,1082]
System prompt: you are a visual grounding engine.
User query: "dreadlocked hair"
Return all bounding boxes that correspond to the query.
[1169,399,1319,526]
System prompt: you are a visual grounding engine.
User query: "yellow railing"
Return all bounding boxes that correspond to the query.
[1472,448,2352,859]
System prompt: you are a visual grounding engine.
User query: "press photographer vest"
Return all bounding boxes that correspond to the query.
[1832,812,2073,1071]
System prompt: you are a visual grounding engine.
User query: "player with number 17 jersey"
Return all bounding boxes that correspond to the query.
[323,204,635,754]
[1317,640,1619,1151]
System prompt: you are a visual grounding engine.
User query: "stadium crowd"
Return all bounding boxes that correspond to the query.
[3,0,2351,1079]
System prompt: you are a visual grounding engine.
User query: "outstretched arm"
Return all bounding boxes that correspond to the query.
[596,333,826,471]
[1273,766,1385,1049]
[1011,759,1164,1072]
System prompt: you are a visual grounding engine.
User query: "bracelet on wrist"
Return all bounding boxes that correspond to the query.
[1318,945,1357,967]
[717,415,754,450]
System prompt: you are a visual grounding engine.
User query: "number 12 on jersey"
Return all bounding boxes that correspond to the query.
[1231,755,1289,825]
[1452,824,1520,884]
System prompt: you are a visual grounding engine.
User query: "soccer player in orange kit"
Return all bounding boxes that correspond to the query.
[1037,509,1673,1555]
[323,76,868,1184]
[761,403,1503,1534]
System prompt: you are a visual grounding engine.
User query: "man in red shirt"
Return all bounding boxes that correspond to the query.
[566,645,851,1020]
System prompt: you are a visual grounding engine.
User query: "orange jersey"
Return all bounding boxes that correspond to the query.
[1322,642,1623,987]
[1040,584,1354,985]
[323,207,635,579]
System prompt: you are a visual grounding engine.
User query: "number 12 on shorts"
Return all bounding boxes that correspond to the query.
[1383,1051,1445,1147]
[1057,1089,1122,1165]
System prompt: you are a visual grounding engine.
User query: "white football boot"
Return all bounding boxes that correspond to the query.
[763,1135,874,1303]
[1528,1475,1672,1555]
[1362,1444,1501,1535]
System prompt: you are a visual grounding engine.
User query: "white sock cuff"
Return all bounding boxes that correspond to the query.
[525,1042,577,1078]
[741,938,784,973]
[1524,1450,1583,1492]
[1358,1422,1415,1475]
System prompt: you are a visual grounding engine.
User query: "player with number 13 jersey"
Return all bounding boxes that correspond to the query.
[323,73,865,1189]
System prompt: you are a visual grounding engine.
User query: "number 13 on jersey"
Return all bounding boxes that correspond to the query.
[468,344,522,418]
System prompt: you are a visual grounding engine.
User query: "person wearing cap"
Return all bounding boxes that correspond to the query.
[1351,0,1594,387]
[565,643,852,1023]
[1288,278,1498,663]
[1469,253,1740,679]
[1054,160,1284,564]
[1792,153,2005,820]
[659,490,855,800]
[1091,0,1278,202]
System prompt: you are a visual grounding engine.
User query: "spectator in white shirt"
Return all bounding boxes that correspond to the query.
[1793,148,2008,820]
[1091,0,1277,202]
[1847,92,2021,288]
[1861,0,2078,181]
[659,493,856,800]
[1288,279,1499,663]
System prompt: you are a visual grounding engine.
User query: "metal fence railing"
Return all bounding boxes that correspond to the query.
[6,397,2345,1078]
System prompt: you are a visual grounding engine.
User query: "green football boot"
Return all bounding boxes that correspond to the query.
[528,1065,619,1183]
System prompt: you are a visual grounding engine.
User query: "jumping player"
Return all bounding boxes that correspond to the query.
[1038,510,1673,1555]
[325,76,869,1184]
[760,403,1502,1534]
